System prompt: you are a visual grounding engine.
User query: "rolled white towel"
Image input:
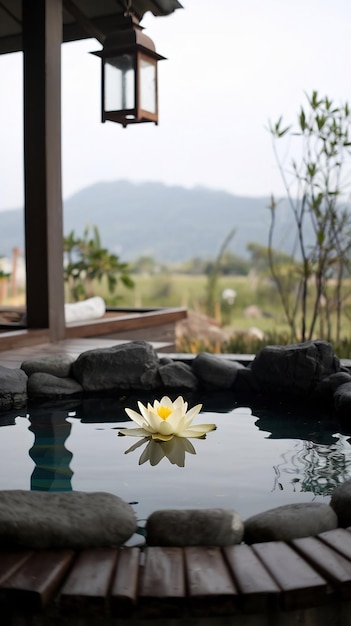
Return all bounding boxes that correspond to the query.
[65,296,106,324]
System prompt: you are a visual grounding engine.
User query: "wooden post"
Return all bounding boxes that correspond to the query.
[22,0,65,341]
[11,247,19,301]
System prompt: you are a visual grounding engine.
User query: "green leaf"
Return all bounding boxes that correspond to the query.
[316,115,326,131]
[307,163,316,178]
[317,230,325,245]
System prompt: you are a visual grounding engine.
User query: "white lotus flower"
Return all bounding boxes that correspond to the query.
[118,395,216,442]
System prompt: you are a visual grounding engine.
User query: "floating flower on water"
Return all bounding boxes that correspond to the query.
[118,395,217,442]
[124,436,197,467]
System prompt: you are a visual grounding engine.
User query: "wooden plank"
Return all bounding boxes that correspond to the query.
[139,547,185,618]
[65,308,187,339]
[110,548,140,618]
[0,552,33,585]
[319,528,351,561]
[1,550,74,612]
[252,541,328,610]
[223,544,281,613]
[292,536,351,600]
[60,548,117,617]
[0,330,51,352]
[184,546,237,617]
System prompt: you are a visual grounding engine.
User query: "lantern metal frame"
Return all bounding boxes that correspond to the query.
[92,14,165,127]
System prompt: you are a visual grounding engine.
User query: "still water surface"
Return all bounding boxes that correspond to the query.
[1,393,350,523]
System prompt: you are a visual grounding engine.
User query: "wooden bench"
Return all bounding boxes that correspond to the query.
[2,529,351,624]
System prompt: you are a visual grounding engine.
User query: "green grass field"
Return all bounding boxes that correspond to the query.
[65,271,351,356]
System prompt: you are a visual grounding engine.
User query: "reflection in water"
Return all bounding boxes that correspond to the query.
[29,410,73,491]
[123,436,196,467]
[271,435,351,496]
[1,395,351,502]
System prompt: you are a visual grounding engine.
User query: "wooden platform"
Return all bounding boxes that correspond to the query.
[0,337,177,370]
[3,529,351,624]
[0,307,187,353]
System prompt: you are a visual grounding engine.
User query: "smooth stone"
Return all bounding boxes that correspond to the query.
[0,490,137,549]
[139,365,162,389]
[233,366,261,395]
[158,361,198,389]
[21,354,76,378]
[27,372,83,397]
[192,352,245,389]
[0,365,27,410]
[146,508,244,546]
[250,340,340,395]
[71,340,160,392]
[244,502,338,544]
[330,479,351,527]
[334,382,351,420]
[314,371,351,398]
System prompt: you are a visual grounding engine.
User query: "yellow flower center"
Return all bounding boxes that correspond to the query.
[157,405,172,420]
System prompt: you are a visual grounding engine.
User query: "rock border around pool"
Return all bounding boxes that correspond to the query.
[1,339,351,420]
[2,485,351,548]
[1,339,351,549]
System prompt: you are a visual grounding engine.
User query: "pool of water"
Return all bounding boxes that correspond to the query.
[1,391,351,525]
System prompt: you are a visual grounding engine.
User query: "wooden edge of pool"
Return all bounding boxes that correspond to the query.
[1,528,351,624]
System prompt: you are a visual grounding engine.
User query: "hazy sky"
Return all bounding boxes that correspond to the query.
[1,0,351,209]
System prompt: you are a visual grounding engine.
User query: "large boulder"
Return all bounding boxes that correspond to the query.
[250,340,340,396]
[71,341,161,392]
[0,490,137,549]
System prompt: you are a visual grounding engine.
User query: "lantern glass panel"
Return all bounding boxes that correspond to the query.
[140,57,156,114]
[105,54,135,112]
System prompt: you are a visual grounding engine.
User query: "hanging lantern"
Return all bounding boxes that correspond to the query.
[92,14,165,127]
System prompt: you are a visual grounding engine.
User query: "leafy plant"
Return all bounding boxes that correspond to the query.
[268,91,351,343]
[63,224,134,302]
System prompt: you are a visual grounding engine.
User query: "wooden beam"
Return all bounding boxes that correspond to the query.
[22,0,65,341]
[62,0,105,44]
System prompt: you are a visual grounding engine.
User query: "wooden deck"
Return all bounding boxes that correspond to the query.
[2,529,351,624]
[0,337,176,369]
[0,307,187,354]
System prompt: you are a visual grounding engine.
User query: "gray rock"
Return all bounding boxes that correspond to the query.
[233,366,261,395]
[0,490,137,549]
[159,357,173,366]
[314,372,351,398]
[140,366,162,389]
[244,502,338,544]
[71,340,160,392]
[146,508,244,546]
[192,352,245,389]
[330,479,351,527]
[0,365,27,410]
[159,361,198,390]
[21,354,76,378]
[250,340,340,395]
[334,382,351,420]
[27,373,83,397]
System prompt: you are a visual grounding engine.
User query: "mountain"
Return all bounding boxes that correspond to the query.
[0,180,290,262]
